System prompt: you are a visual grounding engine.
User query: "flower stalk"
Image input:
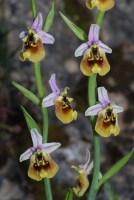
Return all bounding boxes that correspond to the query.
[87,11,105,200]
[33,34,53,200]
[31,0,37,19]
[31,1,52,200]
[34,62,44,100]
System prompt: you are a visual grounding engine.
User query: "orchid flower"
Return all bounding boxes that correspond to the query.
[19,13,55,62]
[42,74,62,107]
[85,87,124,137]
[20,128,61,181]
[75,24,112,76]
[42,74,77,124]
[86,0,114,11]
[71,149,93,197]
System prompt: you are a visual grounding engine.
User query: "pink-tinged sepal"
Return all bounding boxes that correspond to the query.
[31,13,43,32]
[31,128,42,147]
[75,43,89,57]
[41,142,61,153]
[19,148,33,162]
[42,92,59,107]
[19,31,28,39]
[88,24,100,45]
[97,41,112,53]
[112,105,124,113]
[85,103,103,116]
[98,87,110,108]
[38,30,55,44]
[49,74,61,94]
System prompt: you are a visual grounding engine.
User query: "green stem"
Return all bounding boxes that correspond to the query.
[34,62,45,99]
[42,107,49,143]
[31,0,37,19]
[44,179,53,200]
[34,62,49,142]
[30,1,52,199]
[96,11,105,27]
[87,11,105,200]
[34,63,52,200]
[87,75,99,200]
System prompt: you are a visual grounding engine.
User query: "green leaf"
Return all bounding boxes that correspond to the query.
[104,182,121,200]
[65,189,73,200]
[43,3,54,32]
[59,12,88,42]
[96,149,134,190]
[21,106,41,134]
[12,81,40,106]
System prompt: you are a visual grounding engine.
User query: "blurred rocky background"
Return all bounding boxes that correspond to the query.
[0,0,134,200]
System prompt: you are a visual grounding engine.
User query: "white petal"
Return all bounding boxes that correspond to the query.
[19,148,33,162]
[74,43,88,57]
[112,105,124,113]
[41,142,61,153]
[97,41,112,53]
[30,128,42,147]
[98,87,110,107]
[85,104,103,116]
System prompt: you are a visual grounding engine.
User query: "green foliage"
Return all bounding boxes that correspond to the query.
[65,189,73,200]
[43,3,55,32]
[12,81,40,106]
[21,106,41,134]
[59,12,88,41]
[104,182,121,200]
[96,149,134,190]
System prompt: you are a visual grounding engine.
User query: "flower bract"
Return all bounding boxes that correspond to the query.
[42,74,77,124]
[19,13,55,62]
[75,24,112,76]
[72,149,93,197]
[85,87,124,137]
[19,128,61,181]
[86,0,114,11]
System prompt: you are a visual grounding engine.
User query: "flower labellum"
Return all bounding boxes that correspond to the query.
[86,0,114,11]
[42,74,77,124]
[19,128,61,181]
[72,149,93,197]
[19,13,55,62]
[85,87,124,137]
[75,24,112,76]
